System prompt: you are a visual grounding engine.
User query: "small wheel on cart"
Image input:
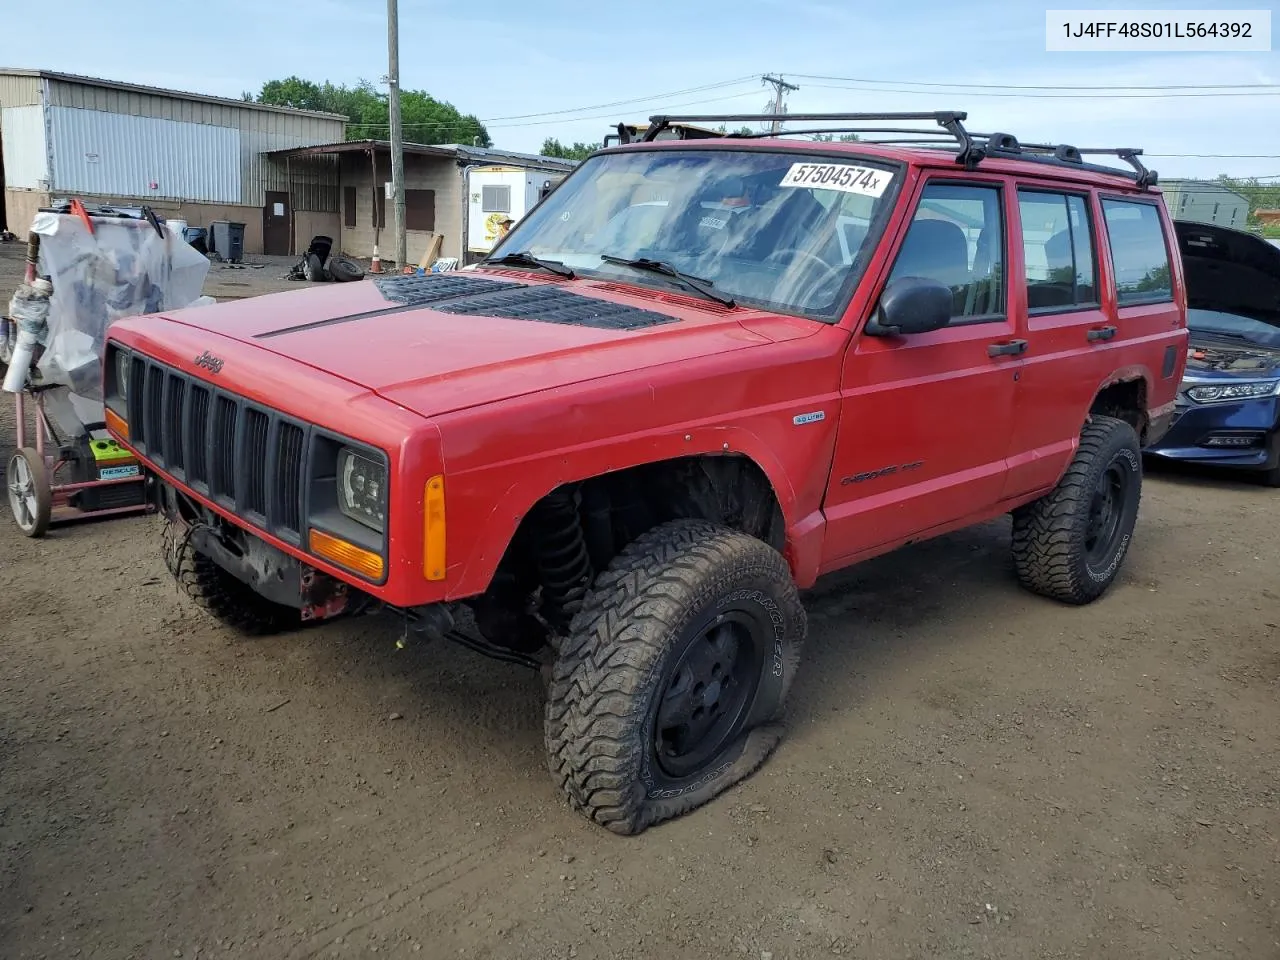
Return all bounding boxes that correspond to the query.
[7,447,52,537]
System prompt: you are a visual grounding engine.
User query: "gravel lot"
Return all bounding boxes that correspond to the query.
[1,239,1276,960]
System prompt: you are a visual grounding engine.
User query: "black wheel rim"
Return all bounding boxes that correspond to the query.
[1085,461,1127,564]
[653,608,766,780]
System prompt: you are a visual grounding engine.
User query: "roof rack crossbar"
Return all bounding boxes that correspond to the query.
[634,111,1155,187]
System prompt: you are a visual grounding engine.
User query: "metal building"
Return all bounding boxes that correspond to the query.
[0,69,346,253]
[1160,179,1251,229]
[266,140,576,265]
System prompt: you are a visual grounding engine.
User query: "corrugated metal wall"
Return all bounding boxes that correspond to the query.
[43,78,344,207]
[1,105,49,187]
[48,106,242,203]
[0,73,43,108]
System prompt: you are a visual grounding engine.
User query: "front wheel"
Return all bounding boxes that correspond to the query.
[164,523,302,635]
[1011,415,1142,605]
[545,519,806,835]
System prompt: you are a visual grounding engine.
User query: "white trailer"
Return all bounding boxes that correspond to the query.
[465,165,565,260]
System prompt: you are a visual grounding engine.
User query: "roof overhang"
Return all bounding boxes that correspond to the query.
[263,140,578,173]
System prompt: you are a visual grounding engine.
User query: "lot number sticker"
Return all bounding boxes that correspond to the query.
[779,163,892,197]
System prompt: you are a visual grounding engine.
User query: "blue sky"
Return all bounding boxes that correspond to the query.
[8,0,1280,179]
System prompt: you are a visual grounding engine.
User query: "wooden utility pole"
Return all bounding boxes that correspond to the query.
[762,74,799,133]
[387,0,407,269]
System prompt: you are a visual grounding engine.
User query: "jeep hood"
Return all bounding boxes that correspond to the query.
[1175,220,1280,327]
[153,272,806,417]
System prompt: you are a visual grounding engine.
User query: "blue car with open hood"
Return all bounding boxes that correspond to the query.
[1145,221,1280,485]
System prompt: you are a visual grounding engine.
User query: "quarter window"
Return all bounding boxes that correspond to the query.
[886,182,1005,321]
[1018,191,1097,310]
[1101,198,1173,304]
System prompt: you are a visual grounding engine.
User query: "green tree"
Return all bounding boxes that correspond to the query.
[540,138,596,161]
[810,133,861,142]
[254,76,491,146]
[1215,175,1280,229]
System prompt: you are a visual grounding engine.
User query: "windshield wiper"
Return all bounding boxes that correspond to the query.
[1192,330,1254,343]
[481,250,576,278]
[599,254,736,308]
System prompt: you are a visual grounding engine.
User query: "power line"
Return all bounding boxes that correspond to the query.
[789,72,1280,91]
[480,77,758,122]
[800,81,1280,99]
[351,89,763,133]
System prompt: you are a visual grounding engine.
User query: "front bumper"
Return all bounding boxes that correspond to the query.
[1144,395,1280,472]
[103,334,448,609]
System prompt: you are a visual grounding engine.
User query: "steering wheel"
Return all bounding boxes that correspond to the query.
[765,248,845,307]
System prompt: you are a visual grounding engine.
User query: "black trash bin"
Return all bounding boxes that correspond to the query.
[209,220,246,263]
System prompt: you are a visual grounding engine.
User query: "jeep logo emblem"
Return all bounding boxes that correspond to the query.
[194,350,224,374]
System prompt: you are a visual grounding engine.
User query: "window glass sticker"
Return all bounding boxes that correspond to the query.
[779,163,892,198]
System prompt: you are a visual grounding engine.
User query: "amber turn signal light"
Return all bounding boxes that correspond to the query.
[309,528,385,581]
[104,408,129,441]
[424,474,446,581]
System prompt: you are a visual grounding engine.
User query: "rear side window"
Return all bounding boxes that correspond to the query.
[1101,198,1173,304]
[1018,190,1097,310]
[887,181,1005,322]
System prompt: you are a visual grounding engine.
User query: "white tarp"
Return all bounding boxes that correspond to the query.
[30,211,210,401]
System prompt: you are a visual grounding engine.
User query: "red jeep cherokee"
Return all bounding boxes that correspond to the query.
[103,112,1186,835]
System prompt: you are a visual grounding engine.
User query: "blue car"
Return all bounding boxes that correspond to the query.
[1145,220,1280,486]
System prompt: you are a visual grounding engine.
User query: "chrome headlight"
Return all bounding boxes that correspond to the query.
[338,448,387,532]
[1185,380,1280,404]
[115,350,131,399]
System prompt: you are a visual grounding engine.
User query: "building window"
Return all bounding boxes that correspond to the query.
[1018,190,1098,311]
[886,181,1005,322]
[344,187,357,228]
[1102,198,1173,305]
[405,189,436,232]
[482,185,511,214]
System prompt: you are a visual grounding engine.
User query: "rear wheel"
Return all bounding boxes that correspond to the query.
[545,519,806,835]
[1011,415,1142,604]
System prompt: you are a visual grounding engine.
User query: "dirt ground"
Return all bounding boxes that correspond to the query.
[0,240,1277,960]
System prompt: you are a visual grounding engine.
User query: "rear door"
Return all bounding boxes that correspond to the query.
[820,175,1019,567]
[1003,186,1179,498]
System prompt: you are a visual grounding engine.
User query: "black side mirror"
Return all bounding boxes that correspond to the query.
[864,276,952,336]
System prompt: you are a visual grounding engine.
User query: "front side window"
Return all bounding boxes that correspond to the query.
[1018,190,1097,311]
[491,148,902,319]
[1102,198,1173,304]
[885,181,1005,322]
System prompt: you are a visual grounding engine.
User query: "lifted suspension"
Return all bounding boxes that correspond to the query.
[528,487,594,632]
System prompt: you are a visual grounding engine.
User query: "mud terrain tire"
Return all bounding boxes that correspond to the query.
[167,531,301,635]
[545,519,806,835]
[1012,415,1142,605]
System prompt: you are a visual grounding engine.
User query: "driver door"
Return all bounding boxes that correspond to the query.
[820,176,1021,569]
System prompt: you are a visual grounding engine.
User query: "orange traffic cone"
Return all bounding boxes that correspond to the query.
[369,243,382,274]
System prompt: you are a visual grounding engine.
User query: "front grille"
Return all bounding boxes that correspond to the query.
[127,356,309,541]
[275,423,305,533]
[242,408,270,516]
[211,396,238,500]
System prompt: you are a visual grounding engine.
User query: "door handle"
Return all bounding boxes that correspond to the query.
[1087,325,1118,342]
[988,339,1028,357]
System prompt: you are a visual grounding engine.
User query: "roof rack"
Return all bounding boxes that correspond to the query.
[639,112,1157,188]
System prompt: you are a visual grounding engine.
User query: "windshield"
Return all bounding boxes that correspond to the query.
[1188,308,1280,349]
[488,148,901,319]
